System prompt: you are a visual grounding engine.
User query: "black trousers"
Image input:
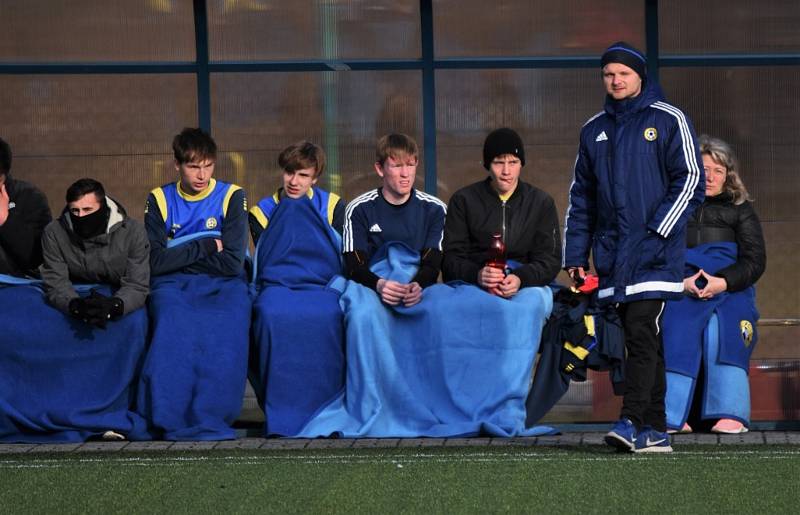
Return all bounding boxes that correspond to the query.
[618,299,667,432]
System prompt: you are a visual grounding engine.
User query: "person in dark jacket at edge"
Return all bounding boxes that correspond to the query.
[442,127,561,296]
[563,42,704,453]
[0,137,52,278]
[663,135,765,435]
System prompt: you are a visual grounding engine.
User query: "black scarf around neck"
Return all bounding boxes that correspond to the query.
[71,202,110,240]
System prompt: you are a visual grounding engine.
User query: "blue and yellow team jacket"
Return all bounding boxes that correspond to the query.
[146,178,248,277]
[151,178,242,240]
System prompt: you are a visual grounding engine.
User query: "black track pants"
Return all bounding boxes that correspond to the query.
[618,299,667,432]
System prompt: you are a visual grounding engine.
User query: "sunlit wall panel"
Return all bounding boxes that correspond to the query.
[0,0,195,62]
[0,74,198,219]
[210,70,423,206]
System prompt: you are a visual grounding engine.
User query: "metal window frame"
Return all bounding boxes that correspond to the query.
[1,0,799,195]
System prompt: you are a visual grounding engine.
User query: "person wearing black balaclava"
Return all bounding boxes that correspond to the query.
[39,178,150,328]
[563,42,705,453]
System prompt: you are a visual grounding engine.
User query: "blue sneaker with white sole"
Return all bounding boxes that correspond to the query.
[634,427,673,453]
[604,418,637,451]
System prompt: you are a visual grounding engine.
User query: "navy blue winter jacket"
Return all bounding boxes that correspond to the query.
[563,80,704,304]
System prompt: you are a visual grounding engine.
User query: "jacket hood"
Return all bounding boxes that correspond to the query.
[60,196,128,237]
[604,78,666,118]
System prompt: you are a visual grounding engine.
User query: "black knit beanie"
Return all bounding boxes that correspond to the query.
[482,128,525,171]
[600,41,647,79]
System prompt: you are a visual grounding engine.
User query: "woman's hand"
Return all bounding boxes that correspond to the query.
[683,270,703,298]
[697,270,727,299]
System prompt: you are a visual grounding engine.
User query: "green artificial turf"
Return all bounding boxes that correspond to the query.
[2,445,798,514]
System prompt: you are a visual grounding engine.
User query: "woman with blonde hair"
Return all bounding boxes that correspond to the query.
[663,135,766,434]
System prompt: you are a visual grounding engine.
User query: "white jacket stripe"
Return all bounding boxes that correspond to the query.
[414,190,448,250]
[342,190,379,252]
[651,101,701,237]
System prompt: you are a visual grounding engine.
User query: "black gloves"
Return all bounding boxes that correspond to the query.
[69,297,90,321]
[68,290,124,329]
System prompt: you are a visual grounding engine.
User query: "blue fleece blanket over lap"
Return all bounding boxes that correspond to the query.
[663,242,759,377]
[250,198,345,436]
[0,281,149,443]
[297,242,555,438]
[137,234,251,440]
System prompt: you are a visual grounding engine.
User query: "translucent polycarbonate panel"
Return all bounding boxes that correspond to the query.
[0,0,195,62]
[8,156,179,221]
[208,1,420,61]
[661,67,800,223]
[0,74,198,220]
[660,0,800,54]
[433,0,645,58]
[753,221,800,322]
[435,68,602,207]
[210,71,423,206]
[662,67,800,321]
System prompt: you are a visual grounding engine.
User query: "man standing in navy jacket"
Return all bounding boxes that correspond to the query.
[563,42,704,453]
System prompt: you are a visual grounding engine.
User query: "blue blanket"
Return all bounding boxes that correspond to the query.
[298,242,555,438]
[666,313,753,428]
[137,233,251,440]
[0,281,149,443]
[250,198,345,436]
[663,242,759,376]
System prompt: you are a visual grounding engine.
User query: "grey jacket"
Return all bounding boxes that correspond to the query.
[40,197,150,315]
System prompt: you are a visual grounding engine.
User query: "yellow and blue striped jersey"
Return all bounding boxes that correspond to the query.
[150,178,242,240]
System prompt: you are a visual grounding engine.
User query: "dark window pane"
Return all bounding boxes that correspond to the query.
[662,66,800,319]
[660,1,800,54]
[435,68,602,208]
[208,1,420,61]
[758,222,800,320]
[210,71,422,206]
[0,74,198,220]
[0,0,195,62]
[434,0,644,57]
[661,67,800,223]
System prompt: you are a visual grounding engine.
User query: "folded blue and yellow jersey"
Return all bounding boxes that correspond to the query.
[150,179,242,240]
[250,187,340,231]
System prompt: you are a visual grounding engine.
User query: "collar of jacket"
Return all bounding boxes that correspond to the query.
[706,191,734,205]
[482,176,525,204]
[604,78,665,119]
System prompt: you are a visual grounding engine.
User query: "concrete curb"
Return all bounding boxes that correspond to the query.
[2,431,799,454]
